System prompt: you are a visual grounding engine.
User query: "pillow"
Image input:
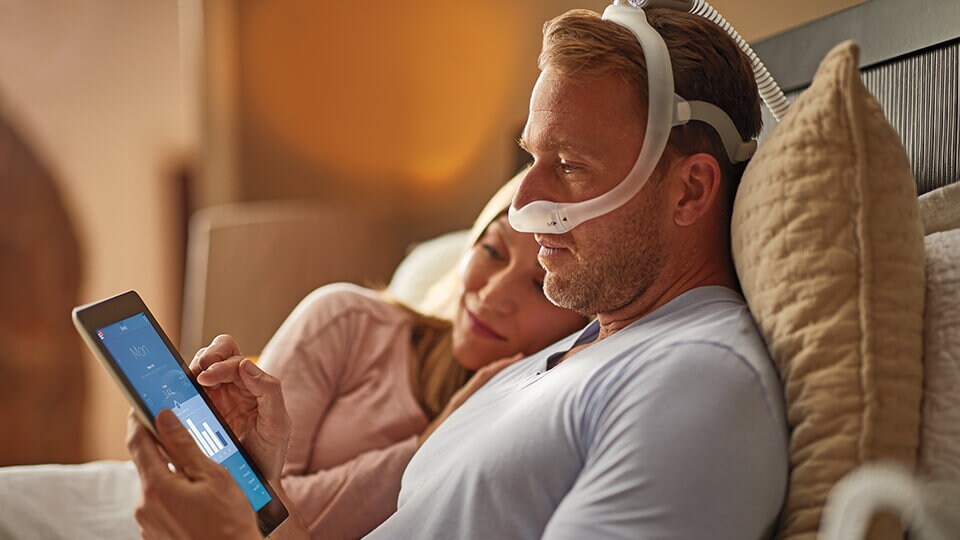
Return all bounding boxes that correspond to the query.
[388,229,469,310]
[918,227,960,488]
[731,41,925,540]
[918,182,960,235]
[0,461,140,539]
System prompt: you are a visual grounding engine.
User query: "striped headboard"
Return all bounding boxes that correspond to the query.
[753,0,960,195]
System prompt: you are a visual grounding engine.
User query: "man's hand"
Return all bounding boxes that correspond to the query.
[419,353,523,447]
[127,409,261,540]
[190,334,291,481]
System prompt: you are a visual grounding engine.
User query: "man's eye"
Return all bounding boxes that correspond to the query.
[559,160,578,173]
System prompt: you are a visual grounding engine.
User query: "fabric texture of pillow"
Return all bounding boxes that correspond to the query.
[731,41,926,540]
[918,182,960,235]
[919,227,960,488]
[388,229,469,310]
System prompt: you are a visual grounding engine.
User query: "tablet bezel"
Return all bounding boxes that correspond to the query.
[73,290,288,537]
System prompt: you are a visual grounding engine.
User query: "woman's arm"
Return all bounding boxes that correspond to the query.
[281,435,419,539]
[258,288,356,477]
[259,286,423,539]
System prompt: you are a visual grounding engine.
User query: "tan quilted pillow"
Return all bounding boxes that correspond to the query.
[919,228,960,487]
[731,41,925,540]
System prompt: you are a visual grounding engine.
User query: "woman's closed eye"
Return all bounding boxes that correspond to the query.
[481,243,505,261]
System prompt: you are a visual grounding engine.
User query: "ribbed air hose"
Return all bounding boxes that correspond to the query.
[687,0,790,121]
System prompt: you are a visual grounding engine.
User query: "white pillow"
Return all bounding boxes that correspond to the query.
[919,226,960,486]
[0,461,140,539]
[388,230,469,310]
[918,182,960,235]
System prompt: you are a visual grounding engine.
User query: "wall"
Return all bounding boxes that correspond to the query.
[211,0,866,250]
[0,0,863,460]
[0,1,191,460]
[713,0,866,41]
[219,0,609,248]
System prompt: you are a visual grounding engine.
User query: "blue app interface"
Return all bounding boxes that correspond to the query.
[98,313,272,512]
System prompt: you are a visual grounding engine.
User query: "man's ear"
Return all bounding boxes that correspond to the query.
[671,153,722,227]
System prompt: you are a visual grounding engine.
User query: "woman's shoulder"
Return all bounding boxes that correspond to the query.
[293,283,409,327]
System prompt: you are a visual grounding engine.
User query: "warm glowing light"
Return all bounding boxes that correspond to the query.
[241,0,523,187]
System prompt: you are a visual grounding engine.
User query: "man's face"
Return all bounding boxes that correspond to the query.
[514,69,670,316]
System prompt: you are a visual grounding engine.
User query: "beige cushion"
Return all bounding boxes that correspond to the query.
[919,228,960,487]
[731,41,926,540]
[388,229,469,309]
[918,182,960,235]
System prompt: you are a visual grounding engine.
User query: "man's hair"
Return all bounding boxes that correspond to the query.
[539,8,762,217]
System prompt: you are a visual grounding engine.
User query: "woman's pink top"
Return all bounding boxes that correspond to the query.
[258,284,429,539]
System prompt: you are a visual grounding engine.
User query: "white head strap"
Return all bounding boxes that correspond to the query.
[509,2,757,235]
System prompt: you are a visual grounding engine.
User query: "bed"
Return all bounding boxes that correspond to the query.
[0,1,957,538]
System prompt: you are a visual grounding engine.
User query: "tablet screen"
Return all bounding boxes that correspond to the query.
[98,313,273,512]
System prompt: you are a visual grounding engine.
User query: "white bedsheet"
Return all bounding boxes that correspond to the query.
[0,460,140,539]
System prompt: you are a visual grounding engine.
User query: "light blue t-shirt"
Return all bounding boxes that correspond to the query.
[366,286,789,540]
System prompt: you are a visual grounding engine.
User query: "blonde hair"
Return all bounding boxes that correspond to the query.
[391,169,525,419]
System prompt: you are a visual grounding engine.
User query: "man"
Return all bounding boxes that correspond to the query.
[127,7,788,539]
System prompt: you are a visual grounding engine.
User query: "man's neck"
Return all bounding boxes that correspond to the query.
[551,257,738,367]
[551,261,737,369]
[594,261,737,342]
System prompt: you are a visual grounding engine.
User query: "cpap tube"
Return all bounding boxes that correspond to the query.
[509,0,788,235]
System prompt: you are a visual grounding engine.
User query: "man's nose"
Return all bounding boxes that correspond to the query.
[512,162,550,211]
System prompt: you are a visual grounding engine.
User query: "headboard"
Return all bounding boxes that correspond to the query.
[753,0,960,195]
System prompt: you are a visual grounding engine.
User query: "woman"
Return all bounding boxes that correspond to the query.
[255,170,587,539]
[0,170,586,540]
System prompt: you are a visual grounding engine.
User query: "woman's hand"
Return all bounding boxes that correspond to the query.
[190,334,291,482]
[418,353,524,447]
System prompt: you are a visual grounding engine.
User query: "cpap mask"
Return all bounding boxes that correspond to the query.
[509,0,789,235]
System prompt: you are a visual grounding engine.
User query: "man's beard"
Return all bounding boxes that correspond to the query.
[542,203,666,317]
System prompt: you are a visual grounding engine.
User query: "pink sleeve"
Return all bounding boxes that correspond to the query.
[257,286,421,539]
[258,289,352,477]
[281,436,418,539]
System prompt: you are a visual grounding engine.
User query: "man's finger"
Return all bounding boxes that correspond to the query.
[195,334,242,371]
[189,346,209,375]
[154,409,216,480]
[195,355,246,387]
[238,359,289,430]
[126,410,172,484]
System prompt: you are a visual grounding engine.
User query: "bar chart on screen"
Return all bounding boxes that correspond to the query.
[173,394,237,462]
[97,311,273,511]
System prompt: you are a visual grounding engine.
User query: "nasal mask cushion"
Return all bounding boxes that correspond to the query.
[509,3,757,235]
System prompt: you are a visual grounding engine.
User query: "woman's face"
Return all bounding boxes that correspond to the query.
[452,216,587,371]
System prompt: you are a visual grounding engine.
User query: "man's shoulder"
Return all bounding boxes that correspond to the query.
[574,290,788,455]
[581,287,780,408]
[612,286,768,364]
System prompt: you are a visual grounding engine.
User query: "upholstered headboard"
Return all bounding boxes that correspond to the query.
[753,0,960,195]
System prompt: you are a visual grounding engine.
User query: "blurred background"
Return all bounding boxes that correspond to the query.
[0,0,863,464]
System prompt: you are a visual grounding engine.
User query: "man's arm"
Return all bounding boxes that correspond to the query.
[126,410,308,539]
[127,335,308,538]
[542,344,787,540]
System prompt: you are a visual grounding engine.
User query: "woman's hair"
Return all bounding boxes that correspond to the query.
[386,169,525,419]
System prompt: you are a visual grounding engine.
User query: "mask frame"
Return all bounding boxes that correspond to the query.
[509,1,781,235]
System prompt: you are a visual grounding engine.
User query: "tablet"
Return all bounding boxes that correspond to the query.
[73,290,288,536]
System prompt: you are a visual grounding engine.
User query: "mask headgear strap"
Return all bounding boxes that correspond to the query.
[509,2,757,235]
